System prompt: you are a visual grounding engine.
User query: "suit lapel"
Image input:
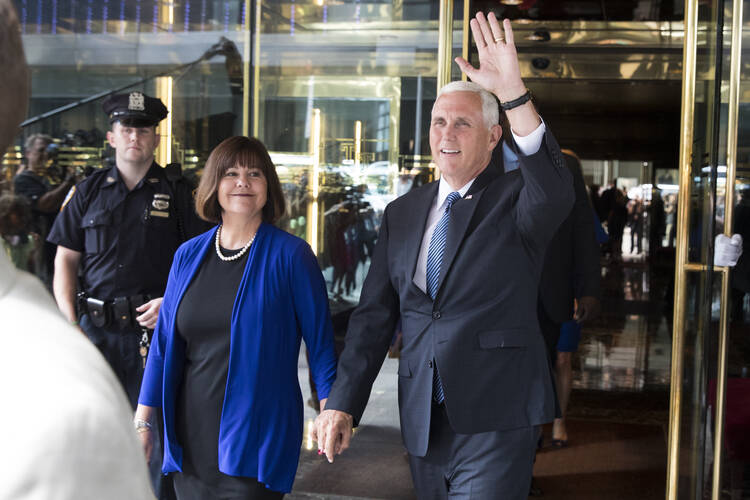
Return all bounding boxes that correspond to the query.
[435,162,502,296]
[407,182,439,285]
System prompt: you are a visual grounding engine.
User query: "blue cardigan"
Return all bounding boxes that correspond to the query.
[138,222,337,493]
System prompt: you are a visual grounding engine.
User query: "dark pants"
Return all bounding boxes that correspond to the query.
[79,314,166,497]
[79,313,144,407]
[173,473,284,500]
[408,404,539,500]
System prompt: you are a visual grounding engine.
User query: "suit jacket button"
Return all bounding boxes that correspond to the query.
[432,311,441,320]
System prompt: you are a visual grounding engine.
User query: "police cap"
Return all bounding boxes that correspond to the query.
[102,92,168,127]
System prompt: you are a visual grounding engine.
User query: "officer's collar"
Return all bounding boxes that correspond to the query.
[100,164,121,189]
[137,161,164,189]
[103,161,162,190]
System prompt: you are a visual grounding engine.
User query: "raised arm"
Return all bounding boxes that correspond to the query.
[455,12,540,137]
[457,12,574,251]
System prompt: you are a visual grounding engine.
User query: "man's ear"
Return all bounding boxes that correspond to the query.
[106,130,116,148]
[488,124,502,150]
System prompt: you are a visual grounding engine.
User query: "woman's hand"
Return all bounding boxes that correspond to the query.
[134,404,156,462]
[135,297,163,329]
[137,427,154,462]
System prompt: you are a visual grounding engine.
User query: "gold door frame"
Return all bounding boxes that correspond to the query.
[668,0,744,499]
[437,0,455,90]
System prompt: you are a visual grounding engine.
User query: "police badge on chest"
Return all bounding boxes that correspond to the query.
[149,193,171,219]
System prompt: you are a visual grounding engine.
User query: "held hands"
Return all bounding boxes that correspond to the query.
[454,12,525,103]
[312,409,354,463]
[135,297,163,329]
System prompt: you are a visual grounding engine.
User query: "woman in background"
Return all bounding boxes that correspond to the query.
[135,136,337,499]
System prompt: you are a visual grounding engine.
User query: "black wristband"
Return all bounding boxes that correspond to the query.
[500,89,532,111]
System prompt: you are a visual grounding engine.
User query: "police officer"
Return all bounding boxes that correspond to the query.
[48,91,209,408]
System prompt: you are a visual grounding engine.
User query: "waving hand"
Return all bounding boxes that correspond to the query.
[454,12,540,135]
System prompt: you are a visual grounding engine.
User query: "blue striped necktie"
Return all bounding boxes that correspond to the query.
[426,191,460,403]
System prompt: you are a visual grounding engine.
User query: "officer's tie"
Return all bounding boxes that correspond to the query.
[425,191,461,404]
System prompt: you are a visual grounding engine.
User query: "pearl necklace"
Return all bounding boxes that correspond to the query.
[215,224,256,262]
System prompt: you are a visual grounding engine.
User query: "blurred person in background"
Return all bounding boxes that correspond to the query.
[0,193,38,272]
[649,189,666,255]
[13,133,77,287]
[628,197,644,254]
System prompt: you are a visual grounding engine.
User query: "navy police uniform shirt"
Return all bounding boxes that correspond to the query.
[48,162,209,300]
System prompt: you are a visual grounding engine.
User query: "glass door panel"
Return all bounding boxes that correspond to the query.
[256,0,456,304]
[671,0,748,498]
[721,3,750,498]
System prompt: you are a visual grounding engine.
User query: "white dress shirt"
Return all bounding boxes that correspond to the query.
[413,121,546,293]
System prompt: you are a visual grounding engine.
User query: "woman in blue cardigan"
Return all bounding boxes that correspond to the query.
[134,136,337,498]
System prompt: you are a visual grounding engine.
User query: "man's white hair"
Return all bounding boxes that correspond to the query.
[434,81,499,130]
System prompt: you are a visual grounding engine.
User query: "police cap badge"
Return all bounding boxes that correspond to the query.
[102,92,168,127]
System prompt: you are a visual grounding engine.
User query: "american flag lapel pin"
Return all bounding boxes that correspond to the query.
[465,194,472,199]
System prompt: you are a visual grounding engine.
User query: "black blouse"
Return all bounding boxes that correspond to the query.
[175,244,253,491]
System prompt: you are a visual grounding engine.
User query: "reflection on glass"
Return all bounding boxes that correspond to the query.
[674,0,733,497]
[718,4,750,498]
[4,0,444,311]
[257,1,444,304]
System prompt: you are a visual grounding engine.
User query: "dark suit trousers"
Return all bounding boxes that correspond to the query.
[408,403,539,500]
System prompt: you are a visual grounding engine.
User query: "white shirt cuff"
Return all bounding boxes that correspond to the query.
[511,120,546,156]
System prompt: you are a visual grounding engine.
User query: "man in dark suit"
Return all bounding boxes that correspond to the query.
[314,12,574,499]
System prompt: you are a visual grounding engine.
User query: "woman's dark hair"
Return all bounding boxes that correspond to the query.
[195,136,286,224]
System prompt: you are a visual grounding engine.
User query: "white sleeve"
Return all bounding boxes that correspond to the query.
[511,120,546,156]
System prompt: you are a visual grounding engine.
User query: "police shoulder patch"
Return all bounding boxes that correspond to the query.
[60,186,76,212]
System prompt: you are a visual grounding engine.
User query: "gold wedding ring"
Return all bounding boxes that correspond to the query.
[494,36,504,43]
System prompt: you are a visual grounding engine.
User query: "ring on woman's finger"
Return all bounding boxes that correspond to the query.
[494,36,504,43]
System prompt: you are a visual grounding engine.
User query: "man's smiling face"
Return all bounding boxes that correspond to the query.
[429,91,501,189]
